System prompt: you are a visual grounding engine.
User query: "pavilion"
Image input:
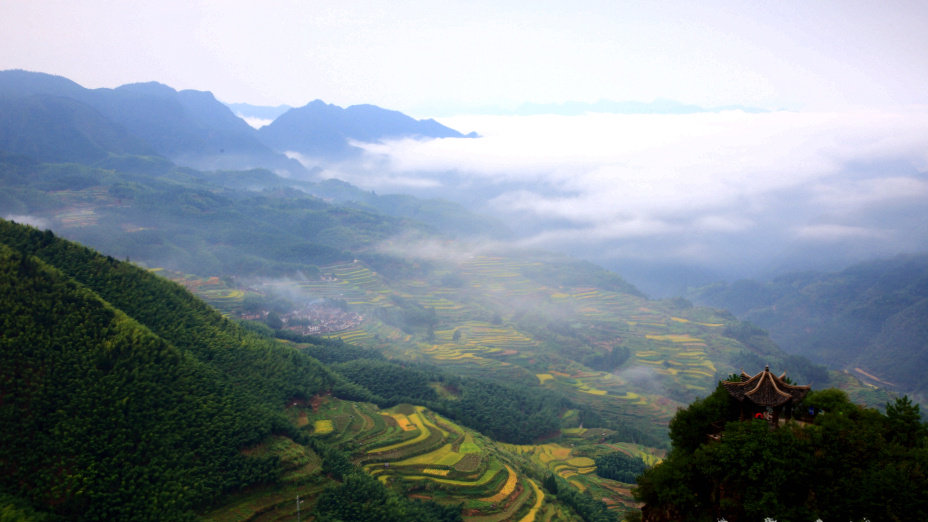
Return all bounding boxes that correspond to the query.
[722,366,810,426]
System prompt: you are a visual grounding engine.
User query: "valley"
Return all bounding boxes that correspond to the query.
[0,69,922,521]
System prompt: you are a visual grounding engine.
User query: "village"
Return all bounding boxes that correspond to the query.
[242,300,364,335]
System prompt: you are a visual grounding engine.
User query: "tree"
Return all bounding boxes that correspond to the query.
[265,311,283,330]
[885,395,926,448]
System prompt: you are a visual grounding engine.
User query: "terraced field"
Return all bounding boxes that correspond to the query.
[304,398,577,520]
[199,393,653,521]
[153,270,248,316]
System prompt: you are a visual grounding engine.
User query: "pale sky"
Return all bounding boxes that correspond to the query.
[3,0,928,115]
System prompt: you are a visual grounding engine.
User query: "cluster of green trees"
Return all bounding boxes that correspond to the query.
[582,345,631,372]
[594,452,649,484]
[634,382,928,521]
[270,328,587,444]
[376,295,439,337]
[542,474,618,522]
[320,352,572,444]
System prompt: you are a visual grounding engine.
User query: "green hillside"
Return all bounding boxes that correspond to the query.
[0,231,308,518]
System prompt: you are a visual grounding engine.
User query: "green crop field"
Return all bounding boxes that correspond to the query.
[295,397,645,519]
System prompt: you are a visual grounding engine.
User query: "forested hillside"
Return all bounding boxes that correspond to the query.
[688,254,928,400]
[0,222,343,519]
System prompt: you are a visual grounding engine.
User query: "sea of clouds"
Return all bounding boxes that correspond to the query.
[323,109,928,294]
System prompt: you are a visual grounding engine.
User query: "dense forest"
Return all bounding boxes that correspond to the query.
[634,380,928,521]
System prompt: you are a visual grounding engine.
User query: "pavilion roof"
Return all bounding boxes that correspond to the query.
[722,366,810,407]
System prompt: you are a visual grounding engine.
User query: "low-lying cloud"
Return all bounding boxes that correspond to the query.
[345,110,928,293]
[3,214,51,230]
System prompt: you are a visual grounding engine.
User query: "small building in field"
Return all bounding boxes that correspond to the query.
[722,366,810,426]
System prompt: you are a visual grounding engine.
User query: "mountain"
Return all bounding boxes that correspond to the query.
[257,99,475,160]
[0,70,475,172]
[93,81,297,172]
[0,94,153,163]
[688,254,928,400]
[0,70,302,173]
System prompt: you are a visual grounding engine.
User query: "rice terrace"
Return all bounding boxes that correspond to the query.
[167,247,859,519]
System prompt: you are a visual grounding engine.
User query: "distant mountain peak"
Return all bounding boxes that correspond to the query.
[257,99,471,160]
[114,81,178,96]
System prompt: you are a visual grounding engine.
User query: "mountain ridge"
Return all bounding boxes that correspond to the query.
[688,253,928,402]
[0,70,473,174]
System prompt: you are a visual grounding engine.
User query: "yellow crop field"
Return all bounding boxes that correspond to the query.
[389,443,455,466]
[518,479,544,522]
[389,413,416,431]
[567,457,595,467]
[536,444,571,463]
[422,468,451,476]
[313,420,334,435]
[682,367,716,378]
[536,373,554,384]
[677,351,705,358]
[369,411,430,453]
[480,465,518,503]
[646,334,704,343]
[412,459,503,487]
